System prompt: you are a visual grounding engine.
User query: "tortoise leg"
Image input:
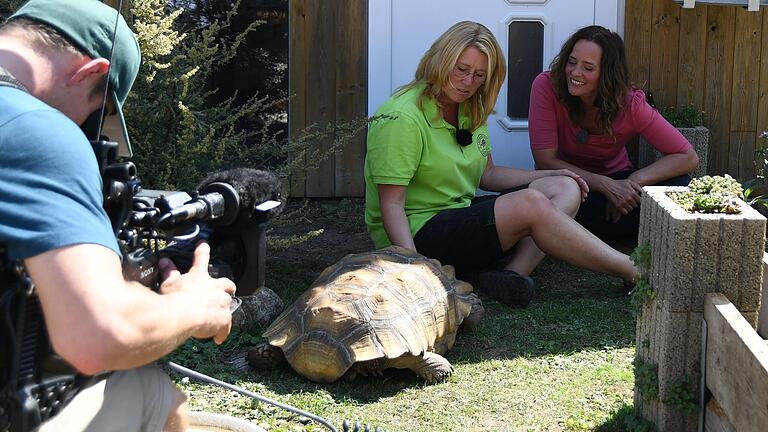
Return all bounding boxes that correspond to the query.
[343,359,384,382]
[247,342,286,370]
[460,294,485,331]
[381,352,453,383]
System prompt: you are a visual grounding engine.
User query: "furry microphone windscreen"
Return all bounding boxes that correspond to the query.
[197,168,284,229]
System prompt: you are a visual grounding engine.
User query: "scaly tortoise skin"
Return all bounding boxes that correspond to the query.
[247,246,484,383]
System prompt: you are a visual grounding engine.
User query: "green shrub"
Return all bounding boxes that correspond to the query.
[633,358,659,400]
[0,0,23,18]
[629,244,654,315]
[623,414,656,432]
[659,105,704,128]
[666,375,698,416]
[128,0,286,191]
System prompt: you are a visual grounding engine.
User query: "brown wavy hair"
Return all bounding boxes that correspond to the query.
[397,21,506,131]
[549,25,630,135]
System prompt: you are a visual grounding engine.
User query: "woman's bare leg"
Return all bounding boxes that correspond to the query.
[505,176,583,275]
[495,187,637,282]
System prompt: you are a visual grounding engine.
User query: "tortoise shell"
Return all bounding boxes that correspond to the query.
[262,246,480,383]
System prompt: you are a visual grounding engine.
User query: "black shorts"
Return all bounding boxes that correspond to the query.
[413,193,509,274]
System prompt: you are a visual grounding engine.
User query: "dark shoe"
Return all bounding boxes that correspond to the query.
[477,270,535,308]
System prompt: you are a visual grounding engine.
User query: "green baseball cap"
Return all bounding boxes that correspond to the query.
[11,0,141,156]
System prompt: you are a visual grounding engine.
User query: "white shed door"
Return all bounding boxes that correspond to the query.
[368,0,622,170]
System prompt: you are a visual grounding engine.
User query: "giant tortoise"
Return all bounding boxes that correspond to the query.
[247,246,484,383]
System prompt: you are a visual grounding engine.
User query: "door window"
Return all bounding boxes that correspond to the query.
[507,20,544,120]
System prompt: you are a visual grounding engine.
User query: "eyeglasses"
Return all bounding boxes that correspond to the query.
[451,64,487,84]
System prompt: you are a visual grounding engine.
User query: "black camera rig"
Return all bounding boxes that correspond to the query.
[0,138,283,432]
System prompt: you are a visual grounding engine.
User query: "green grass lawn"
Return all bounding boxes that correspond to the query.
[169,199,639,432]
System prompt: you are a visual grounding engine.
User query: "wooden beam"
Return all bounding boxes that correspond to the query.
[333,0,367,197]
[624,0,654,89]
[288,0,308,197]
[704,398,736,432]
[705,293,768,432]
[758,253,768,338]
[730,7,762,132]
[303,0,337,197]
[649,0,681,109]
[677,5,708,109]
[756,8,768,156]
[703,6,735,175]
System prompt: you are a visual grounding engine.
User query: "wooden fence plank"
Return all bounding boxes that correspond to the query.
[703,6,735,175]
[729,132,757,181]
[677,6,707,109]
[333,0,367,197]
[757,9,768,147]
[289,0,308,197]
[303,0,337,197]
[704,293,768,432]
[704,399,736,432]
[649,0,680,109]
[625,0,654,89]
[758,253,768,339]
[730,7,762,133]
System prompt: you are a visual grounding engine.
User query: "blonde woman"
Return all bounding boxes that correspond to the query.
[364,21,637,307]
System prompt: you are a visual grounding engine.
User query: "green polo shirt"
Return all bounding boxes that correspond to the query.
[364,82,491,248]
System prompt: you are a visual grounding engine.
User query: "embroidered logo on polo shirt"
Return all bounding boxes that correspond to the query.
[476,133,490,157]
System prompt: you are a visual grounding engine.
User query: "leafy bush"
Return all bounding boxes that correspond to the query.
[623,413,656,432]
[629,243,654,315]
[665,375,698,416]
[0,0,22,18]
[659,105,704,128]
[633,358,659,400]
[127,0,291,191]
[744,131,768,216]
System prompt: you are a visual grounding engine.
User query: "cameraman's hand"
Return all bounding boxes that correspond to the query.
[158,242,235,345]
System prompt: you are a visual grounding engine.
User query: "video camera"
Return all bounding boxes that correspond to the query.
[91,139,284,296]
[0,138,283,432]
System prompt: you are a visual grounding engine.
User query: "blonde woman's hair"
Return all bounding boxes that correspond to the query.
[398,21,506,131]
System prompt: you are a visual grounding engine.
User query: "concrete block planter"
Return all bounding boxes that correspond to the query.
[639,126,709,177]
[634,186,766,431]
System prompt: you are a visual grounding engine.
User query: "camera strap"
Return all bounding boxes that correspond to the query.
[0,66,29,94]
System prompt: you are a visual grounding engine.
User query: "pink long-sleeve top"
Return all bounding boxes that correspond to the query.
[528,72,691,175]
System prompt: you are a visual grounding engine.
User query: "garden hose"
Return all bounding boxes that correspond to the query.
[166,361,383,432]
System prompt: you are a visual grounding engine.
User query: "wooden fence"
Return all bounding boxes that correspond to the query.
[288,0,368,198]
[624,0,768,180]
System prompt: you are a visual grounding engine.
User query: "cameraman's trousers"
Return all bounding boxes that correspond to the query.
[38,364,176,432]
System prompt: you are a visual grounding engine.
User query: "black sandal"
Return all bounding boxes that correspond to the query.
[477,270,535,308]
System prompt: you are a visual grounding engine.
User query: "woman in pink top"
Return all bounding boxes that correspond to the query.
[529,26,699,240]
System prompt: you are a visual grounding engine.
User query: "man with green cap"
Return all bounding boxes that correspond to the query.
[0,1,236,430]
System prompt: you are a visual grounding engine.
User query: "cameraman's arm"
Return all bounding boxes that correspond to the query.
[25,242,234,375]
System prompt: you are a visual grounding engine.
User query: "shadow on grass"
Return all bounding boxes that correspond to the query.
[594,403,638,432]
[448,256,636,365]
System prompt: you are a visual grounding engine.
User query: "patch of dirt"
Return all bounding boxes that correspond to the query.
[264,198,374,299]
